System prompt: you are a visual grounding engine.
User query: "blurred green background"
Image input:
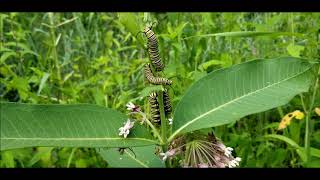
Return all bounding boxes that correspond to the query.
[0,12,319,167]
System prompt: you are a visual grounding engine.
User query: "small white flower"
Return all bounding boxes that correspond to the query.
[168,118,173,125]
[118,119,135,138]
[235,157,241,162]
[126,102,140,112]
[159,149,176,161]
[224,147,233,157]
[126,102,136,111]
[228,157,241,168]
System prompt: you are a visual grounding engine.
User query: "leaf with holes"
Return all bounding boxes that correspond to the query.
[0,102,157,151]
[169,57,315,141]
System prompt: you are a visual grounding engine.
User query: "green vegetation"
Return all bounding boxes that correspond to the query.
[0,12,319,168]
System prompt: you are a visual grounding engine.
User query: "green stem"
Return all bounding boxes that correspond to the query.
[290,13,295,45]
[141,112,163,144]
[48,13,62,99]
[277,107,284,119]
[0,14,3,48]
[299,94,307,113]
[305,65,320,163]
[158,90,169,167]
[67,148,77,168]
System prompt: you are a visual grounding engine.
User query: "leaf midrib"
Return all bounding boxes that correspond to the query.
[169,66,311,141]
[1,137,157,143]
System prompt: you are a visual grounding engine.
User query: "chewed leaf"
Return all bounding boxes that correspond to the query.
[278,110,305,130]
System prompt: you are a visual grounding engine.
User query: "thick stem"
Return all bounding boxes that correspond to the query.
[158,90,169,167]
[305,65,320,163]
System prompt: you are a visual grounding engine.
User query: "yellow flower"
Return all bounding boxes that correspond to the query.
[315,107,320,116]
[278,110,305,130]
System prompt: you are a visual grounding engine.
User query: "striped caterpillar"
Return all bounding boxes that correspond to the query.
[163,88,172,117]
[144,63,172,85]
[143,26,165,71]
[148,92,161,125]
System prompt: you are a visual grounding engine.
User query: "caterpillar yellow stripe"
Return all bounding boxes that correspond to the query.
[148,92,161,125]
[144,63,172,85]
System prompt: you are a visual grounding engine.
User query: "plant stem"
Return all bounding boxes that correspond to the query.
[277,107,284,118]
[0,14,3,48]
[299,94,307,113]
[141,112,164,144]
[48,13,62,100]
[305,65,320,163]
[158,90,169,167]
[67,148,77,168]
[290,13,295,45]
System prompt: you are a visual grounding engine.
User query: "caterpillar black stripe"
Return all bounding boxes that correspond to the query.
[143,26,165,71]
[148,92,161,125]
[144,63,172,85]
[163,88,172,117]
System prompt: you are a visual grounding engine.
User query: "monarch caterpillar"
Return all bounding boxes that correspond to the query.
[148,92,161,125]
[144,63,172,85]
[143,26,165,71]
[163,88,172,117]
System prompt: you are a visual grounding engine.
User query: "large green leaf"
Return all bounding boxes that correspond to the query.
[0,103,157,151]
[169,57,314,140]
[98,145,165,168]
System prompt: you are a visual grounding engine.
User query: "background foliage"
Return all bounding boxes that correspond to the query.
[0,12,319,167]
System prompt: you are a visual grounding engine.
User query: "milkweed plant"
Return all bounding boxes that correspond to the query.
[0,14,319,168]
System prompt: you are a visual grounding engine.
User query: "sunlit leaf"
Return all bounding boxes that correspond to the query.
[170,57,315,140]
